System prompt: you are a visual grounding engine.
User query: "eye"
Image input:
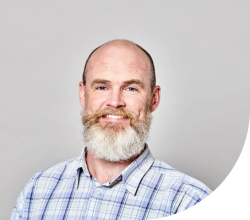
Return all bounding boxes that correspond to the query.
[97,86,107,90]
[126,87,137,92]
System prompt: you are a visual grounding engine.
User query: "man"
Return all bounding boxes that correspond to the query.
[11,40,211,220]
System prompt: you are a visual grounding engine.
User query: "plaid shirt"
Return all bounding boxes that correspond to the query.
[11,145,211,220]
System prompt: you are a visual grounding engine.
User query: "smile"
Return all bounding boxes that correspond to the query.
[105,115,125,119]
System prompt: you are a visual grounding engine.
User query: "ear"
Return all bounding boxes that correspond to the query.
[79,81,86,109]
[150,85,161,112]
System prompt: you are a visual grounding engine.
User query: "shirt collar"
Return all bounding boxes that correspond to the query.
[75,147,89,189]
[122,144,154,195]
[76,144,155,195]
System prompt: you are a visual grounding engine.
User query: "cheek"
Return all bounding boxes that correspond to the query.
[125,97,148,116]
[86,94,106,113]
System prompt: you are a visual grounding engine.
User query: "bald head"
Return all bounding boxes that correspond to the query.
[82,40,156,92]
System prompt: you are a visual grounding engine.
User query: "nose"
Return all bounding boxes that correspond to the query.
[106,89,126,108]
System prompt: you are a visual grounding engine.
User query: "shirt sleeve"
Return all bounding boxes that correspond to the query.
[171,183,212,214]
[10,173,40,220]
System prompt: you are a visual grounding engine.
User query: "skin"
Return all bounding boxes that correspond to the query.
[79,40,161,184]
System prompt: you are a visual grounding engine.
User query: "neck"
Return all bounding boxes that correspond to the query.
[86,152,136,185]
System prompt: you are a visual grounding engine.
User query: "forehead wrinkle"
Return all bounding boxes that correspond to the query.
[85,56,108,76]
[128,60,150,75]
[87,54,150,77]
[85,43,152,85]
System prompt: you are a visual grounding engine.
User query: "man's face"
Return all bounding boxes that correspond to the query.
[79,42,161,161]
[79,44,158,125]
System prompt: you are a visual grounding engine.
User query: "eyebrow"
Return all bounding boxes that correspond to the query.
[91,79,144,88]
[123,79,144,88]
[91,79,111,87]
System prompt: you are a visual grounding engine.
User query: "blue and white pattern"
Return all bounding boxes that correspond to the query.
[11,145,212,219]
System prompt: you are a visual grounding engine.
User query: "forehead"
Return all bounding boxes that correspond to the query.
[85,44,151,82]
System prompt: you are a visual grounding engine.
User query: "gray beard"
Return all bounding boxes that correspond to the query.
[82,110,152,162]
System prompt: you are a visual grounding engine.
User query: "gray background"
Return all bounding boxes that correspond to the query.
[1,0,249,218]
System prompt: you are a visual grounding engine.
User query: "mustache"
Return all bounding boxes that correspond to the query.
[81,108,137,128]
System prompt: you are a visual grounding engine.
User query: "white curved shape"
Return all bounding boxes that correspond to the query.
[154,116,250,220]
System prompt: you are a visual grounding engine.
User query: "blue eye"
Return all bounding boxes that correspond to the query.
[127,87,136,91]
[97,86,106,90]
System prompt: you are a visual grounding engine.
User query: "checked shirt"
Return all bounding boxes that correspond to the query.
[11,145,212,219]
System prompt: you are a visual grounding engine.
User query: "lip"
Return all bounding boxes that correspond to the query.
[105,115,125,119]
[99,115,129,123]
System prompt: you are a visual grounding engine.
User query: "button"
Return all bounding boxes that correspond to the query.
[95,190,101,196]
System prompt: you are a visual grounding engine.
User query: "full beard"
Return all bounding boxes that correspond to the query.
[81,108,152,162]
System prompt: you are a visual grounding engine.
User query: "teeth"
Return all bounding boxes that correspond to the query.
[106,115,124,119]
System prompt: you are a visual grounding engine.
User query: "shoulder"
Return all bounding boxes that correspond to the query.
[35,156,80,180]
[22,158,79,195]
[143,159,211,214]
[24,156,80,189]
[11,157,80,219]
[147,159,212,198]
